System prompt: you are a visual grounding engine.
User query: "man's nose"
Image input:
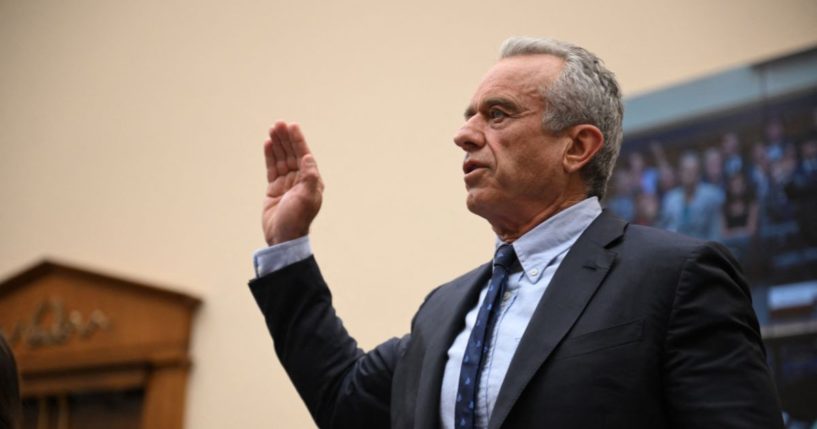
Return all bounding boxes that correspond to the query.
[453,119,485,151]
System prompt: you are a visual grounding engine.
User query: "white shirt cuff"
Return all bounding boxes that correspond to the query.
[253,236,313,278]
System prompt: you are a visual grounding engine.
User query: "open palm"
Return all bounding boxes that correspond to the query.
[262,122,323,245]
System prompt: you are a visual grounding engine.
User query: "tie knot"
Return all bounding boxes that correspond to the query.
[493,244,517,269]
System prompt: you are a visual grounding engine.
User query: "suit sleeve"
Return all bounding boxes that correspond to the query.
[662,241,784,429]
[249,256,409,429]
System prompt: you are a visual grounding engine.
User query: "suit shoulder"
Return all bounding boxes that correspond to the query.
[620,224,708,257]
[614,224,742,281]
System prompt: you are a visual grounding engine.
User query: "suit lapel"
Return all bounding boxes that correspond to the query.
[488,211,626,429]
[414,263,492,429]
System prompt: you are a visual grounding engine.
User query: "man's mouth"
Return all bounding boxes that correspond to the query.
[463,160,486,175]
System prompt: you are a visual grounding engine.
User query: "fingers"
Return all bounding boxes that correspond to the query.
[288,123,311,158]
[270,130,289,177]
[265,121,284,182]
[280,122,300,177]
[265,121,294,181]
[265,121,317,183]
[287,124,322,189]
[260,121,324,245]
[264,139,277,183]
[280,124,300,171]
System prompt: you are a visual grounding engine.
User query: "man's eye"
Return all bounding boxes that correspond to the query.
[488,109,507,121]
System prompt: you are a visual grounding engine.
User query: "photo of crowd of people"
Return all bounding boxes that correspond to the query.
[607,88,817,428]
[607,93,817,294]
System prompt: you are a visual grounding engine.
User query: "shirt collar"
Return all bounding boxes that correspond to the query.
[496,197,602,283]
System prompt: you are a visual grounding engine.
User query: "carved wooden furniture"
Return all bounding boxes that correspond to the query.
[0,260,201,429]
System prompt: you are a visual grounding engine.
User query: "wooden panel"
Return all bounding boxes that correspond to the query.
[22,366,149,398]
[70,390,143,429]
[0,261,201,429]
[141,366,189,429]
[18,345,188,374]
[21,391,143,429]
[0,272,196,359]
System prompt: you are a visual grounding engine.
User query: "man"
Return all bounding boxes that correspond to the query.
[660,151,725,240]
[250,37,783,428]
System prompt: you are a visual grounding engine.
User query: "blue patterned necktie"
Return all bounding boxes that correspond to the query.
[454,244,517,429]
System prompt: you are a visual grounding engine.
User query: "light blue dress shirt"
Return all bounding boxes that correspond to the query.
[253,235,312,277]
[253,198,602,428]
[439,197,601,429]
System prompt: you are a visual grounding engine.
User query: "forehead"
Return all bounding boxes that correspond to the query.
[681,156,700,169]
[470,54,565,106]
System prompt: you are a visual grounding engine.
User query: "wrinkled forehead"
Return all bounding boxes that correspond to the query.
[470,54,565,103]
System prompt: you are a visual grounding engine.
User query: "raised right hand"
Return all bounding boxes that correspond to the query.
[262,121,324,246]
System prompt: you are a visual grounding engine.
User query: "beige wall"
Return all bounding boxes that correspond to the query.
[2,0,816,427]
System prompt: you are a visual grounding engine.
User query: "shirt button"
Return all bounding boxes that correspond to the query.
[503,291,512,301]
[529,268,539,276]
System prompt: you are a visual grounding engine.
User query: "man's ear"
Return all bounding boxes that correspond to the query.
[562,124,604,173]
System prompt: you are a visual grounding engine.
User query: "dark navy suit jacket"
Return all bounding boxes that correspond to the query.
[250,211,783,428]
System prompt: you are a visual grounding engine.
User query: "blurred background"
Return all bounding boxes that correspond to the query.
[1,0,817,427]
[612,45,817,427]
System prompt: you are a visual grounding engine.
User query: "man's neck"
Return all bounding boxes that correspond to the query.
[491,195,588,243]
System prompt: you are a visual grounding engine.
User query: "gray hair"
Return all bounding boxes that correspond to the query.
[500,37,624,200]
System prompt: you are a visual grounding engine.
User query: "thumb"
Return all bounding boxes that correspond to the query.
[299,154,322,188]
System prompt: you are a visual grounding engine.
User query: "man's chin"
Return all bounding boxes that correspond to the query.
[465,193,491,219]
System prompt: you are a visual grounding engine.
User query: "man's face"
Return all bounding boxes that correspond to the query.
[454,55,569,224]
[704,150,722,180]
[679,156,701,190]
[722,133,739,155]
